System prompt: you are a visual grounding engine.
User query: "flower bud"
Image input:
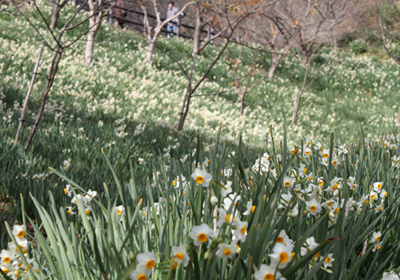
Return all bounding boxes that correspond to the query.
[210,196,218,205]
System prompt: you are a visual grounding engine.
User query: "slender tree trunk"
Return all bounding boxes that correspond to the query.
[292,90,302,124]
[15,44,44,144]
[146,39,155,64]
[240,95,244,117]
[50,3,61,30]
[24,48,63,153]
[85,29,96,65]
[268,48,290,80]
[177,7,201,131]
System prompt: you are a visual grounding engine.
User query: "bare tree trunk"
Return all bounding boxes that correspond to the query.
[292,90,302,124]
[240,95,244,117]
[146,39,155,64]
[15,44,44,144]
[268,48,290,80]
[50,3,61,29]
[85,29,96,65]
[24,49,63,153]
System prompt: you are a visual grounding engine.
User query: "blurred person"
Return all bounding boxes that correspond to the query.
[166,1,180,38]
[113,0,126,29]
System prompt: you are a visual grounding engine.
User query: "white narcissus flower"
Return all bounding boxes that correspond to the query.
[381,271,400,280]
[373,182,384,193]
[373,242,382,252]
[243,199,255,216]
[221,181,233,197]
[283,177,294,188]
[87,189,97,198]
[172,246,190,266]
[306,199,321,215]
[321,149,330,159]
[129,264,151,280]
[300,237,319,257]
[215,243,238,259]
[304,147,312,157]
[372,231,382,243]
[279,193,293,209]
[0,263,12,275]
[269,243,293,268]
[223,193,240,211]
[323,253,335,268]
[67,206,76,215]
[137,251,156,270]
[370,191,378,201]
[12,225,26,239]
[191,168,212,187]
[0,250,13,264]
[233,219,248,242]
[116,205,125,216]
[275,230,292,247]
[190,224,214,246]
[254,264,282,280]
[64,184,72,197]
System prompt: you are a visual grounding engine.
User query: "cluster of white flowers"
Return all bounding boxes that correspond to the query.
[0,225,39,279]
[64,185,98,215]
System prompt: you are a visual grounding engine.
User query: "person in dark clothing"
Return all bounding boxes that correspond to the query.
[166,1,180,38]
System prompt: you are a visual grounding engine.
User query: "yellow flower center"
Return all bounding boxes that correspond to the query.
[2,268,9,274]
[251,206,256,213]
[142,210,146,216]
[308,177,313,181]
[325,257,331,263]
[303,168,307,174]
[378,184,382,189]
[319,181,323,186]
[197,233,208,243]
[64,188,68,194]
[313,251,320,259]
[334,208,339,214]
[173,181,176,186]
[324,153,329,158]
[4,257,10,263]
[85,210,91,215]
[327,201,332,206]
[225,214,231,223]
[146,260,156,269]
[264,273,274,280]
[183,192,186,196]
[173,263,179,270]
[223,249,231,256]
[137,274,147,280]
[241,226,247,235]
[276,236,284,243]
[377,207,382,212]
[176,253,184,261]
[279,252,289,263]
[306,151,310,155]
[291,252,295,260]
[67,210,71,214]
[18,231,25,238]
[196,176,204,184]
[285,181,291,187]
[363,199,368,205]
[333,184,338,191]
[376,236,380,241]
[371,195,376,200]
[118,209,122,215]
[310,205,317,212]
[377,246,381,250]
